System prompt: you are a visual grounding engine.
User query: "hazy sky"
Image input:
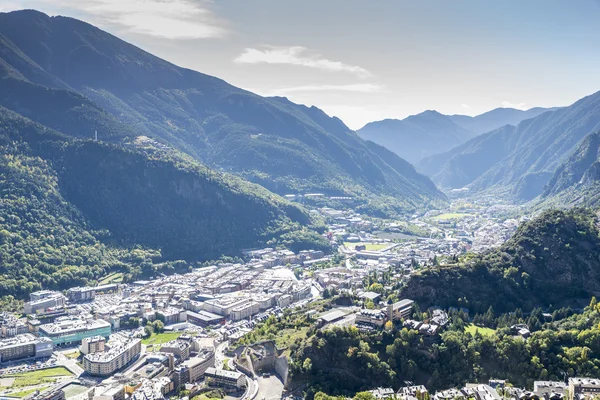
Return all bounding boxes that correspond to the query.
[2,0,600,129]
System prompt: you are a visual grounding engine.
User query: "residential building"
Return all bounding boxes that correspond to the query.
[81,336,106,355]
[204,367,246,389]
[159,340,190,361]
[67,287,96,302]
[83,335,141,376]
[534,381,566,398]
[182,349,215,383]
[568,378,600,400]
[155,308,185,325]
[131,377,173,400]
[24,294,66,315]
[230,301,260,321]
[387,299,415,321]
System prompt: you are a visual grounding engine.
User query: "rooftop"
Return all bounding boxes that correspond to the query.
[205,367,243,380]
[39,317,111,334]
[0,333,52,349]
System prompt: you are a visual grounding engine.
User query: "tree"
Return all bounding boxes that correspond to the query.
[303,357,313,372]
[144,325,153,338]
[153,320,165,333]
[354,392,377,400]
[384,320,394,332]
[368,283,384,294]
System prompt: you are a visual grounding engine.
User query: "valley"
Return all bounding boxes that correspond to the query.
[1,4,600,400]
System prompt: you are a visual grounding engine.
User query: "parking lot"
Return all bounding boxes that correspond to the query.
[256,375,284,400]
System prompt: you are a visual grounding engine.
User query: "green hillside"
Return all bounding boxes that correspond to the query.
[401,208,600,313]
[0,107,327,299]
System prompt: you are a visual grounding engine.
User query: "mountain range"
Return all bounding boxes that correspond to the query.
[449,107,559,136]
[358,107,554,164]
[0,9,455,298]
[418,91,600,200]
[0,10,445,217]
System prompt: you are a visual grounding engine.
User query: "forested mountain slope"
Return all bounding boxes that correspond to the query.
[401,208,600,313]
[0,10,446,214]
[0,106,326,299]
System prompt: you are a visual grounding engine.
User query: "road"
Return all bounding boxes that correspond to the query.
[215,340,230,370]
[56,359,84,376]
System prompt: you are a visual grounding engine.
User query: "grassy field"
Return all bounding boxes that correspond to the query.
[7,386,50,398]
[3,367,73,388]
[344,242,388,251]
[98,272,124,285]
[464,324,496,337]
[142,331,183,346]
[431,213,472,221]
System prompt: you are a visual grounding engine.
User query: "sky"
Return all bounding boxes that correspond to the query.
[2,0,600,129]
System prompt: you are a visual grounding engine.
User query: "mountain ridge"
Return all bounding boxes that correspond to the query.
[0,9,446,215]
[357,106,556,166]
[418,90,600,200]
[358,109,474,164]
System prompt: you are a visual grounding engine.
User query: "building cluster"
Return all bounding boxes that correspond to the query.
[0,312,29,338]
[367,377,600,400]
[318,207,374,232]
[1,247,329,400]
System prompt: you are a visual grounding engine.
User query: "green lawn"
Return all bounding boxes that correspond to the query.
[141,331,183,346]
[344,242,388,251]
[465,324,496,337]
[98,272,124,285]
[431,213,472,221]
[7,386,49,398]
[3,367,73,387]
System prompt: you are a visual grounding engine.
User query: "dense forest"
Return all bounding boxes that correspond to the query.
[267,299,600,399]
[401,208,600,313]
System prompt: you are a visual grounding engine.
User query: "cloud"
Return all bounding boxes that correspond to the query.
[234,46,371,78]
[461,103,471,109]
[3,0,226,39]
[501,101,527,110]
[269,83,385,95]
